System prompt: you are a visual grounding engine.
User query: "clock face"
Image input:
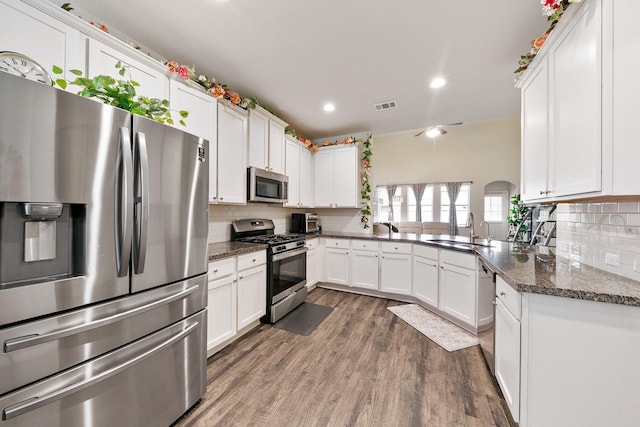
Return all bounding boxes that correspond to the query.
[0,52,51,85]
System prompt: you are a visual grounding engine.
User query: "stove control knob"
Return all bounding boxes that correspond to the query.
[276,245,286,251]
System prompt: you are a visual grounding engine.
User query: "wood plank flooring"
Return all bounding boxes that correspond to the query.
[174,287,516,427]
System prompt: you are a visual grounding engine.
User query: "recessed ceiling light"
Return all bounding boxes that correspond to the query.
[430,77,446,89]
[425,127,444,138]
[323,103,335,112]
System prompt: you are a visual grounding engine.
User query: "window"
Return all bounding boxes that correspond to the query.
[375,183,468,225]
[440,184,470,226]
[484,192,507,223]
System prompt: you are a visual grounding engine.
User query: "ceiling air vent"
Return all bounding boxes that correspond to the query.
[373,100,397,111]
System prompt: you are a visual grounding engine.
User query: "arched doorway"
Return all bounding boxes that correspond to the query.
[483,180,517,241]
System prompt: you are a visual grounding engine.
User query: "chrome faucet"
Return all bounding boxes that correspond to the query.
[465,212,478,243]
[480,221,493,243]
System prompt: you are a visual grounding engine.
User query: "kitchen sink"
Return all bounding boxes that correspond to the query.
[428,239,493,249]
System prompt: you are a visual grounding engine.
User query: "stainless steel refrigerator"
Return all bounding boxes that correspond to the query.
[0,72,209,426]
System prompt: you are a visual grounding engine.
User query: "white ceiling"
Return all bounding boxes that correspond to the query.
[49,0,548,139]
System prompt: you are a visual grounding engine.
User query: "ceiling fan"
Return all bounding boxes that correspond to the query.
[414,122,463,138]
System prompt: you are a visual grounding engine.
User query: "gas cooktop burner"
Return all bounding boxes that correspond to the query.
[237,234,303,245]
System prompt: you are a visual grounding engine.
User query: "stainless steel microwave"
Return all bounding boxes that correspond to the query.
[247,167,288,203]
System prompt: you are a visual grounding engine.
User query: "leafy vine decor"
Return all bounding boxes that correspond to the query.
[360,134,373,229]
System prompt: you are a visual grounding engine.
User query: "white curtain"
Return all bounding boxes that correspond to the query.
[446,182,462,235]
[386,185,398,221]
[412,184,426,222]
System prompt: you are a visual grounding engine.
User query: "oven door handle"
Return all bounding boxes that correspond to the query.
[272,247,308,262]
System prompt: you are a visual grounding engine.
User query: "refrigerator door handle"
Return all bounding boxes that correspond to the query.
[3,284,199,353]
[115,127,134,278]
[133,131,150,274]
[1,320,200,422]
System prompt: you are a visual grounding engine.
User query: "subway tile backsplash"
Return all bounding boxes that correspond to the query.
[207,205,367,243]
[556,200,640,281]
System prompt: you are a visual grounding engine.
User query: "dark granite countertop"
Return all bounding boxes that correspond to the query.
[207,231,640,306]
[207,241,267,262]
[317,231,640,307]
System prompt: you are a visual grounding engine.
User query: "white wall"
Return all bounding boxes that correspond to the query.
[371,116,521,235]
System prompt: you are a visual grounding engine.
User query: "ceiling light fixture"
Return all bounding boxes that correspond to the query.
[430,77,446,89]
[323,103,335,112]
[425,127,445,138]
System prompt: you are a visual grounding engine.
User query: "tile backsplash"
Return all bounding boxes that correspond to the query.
[556,200,640,281]
[208,205,368,243]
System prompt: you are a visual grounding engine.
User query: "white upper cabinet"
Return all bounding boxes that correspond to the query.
[247,107,288,174]
[216,102,247,204]
[549,0,601,198]
[0,0,84,85]
[87,38,169,101]
[519,0,640,201]
[314,145,359,208]
[285,136,314,208]
[169,81,218,203]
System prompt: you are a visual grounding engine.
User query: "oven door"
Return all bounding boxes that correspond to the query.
[270,247,307,304]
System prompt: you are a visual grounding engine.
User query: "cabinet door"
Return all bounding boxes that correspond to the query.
[0,0,84,85]
[207,276,237,352]
[350,250,379,290]
[284,138,300,207]
[495,298,521,422]
[550,0,601,197]
[306,248,317,288]
[521,62,550,202]
[217,103,247,204]
[248,108,268,170]
[439,262,476,326]
[413,255,438,307]
[237,265,266,330]
[299,147,314,207]
[314,150,334,207]
[325,248,349,285]
[379,253,412,295]
[87,39,169,100]
[169,81,218,202]
[332,146,358,207]
[268,120,286,174]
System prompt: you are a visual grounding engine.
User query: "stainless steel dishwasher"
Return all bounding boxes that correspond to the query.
[477,258,497,376]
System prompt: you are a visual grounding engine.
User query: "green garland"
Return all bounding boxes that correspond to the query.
[360,134,373,229]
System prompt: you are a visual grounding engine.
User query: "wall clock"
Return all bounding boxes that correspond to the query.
[0,51,51,85]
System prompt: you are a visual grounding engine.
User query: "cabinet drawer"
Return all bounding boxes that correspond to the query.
[439,249,476,270]
[413,244,438,260]
[380,242,412,254]
[305,238,319,250]
[496,275,521,320]
[351,239,379,252]
[325,238,350,249]
[208,257,236,281]
[237,251,266,271]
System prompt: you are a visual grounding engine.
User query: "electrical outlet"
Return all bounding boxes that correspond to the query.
[605,253,621,268]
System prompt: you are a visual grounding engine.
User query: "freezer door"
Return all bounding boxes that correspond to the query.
[0,73,130,325]
[0,310,206,427]
[130,115,209,293]
[0,274,206,396]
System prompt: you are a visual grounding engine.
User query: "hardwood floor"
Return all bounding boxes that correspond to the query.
[175,287,516,427]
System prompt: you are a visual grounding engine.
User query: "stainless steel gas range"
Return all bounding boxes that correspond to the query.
[232,219,307,323]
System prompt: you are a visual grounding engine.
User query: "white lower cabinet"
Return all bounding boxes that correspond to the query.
[379,242,412,295]
[325,239,350,285]
[207,250,265,356]
[350,250,379,290]
[236,252,266,330]
[494,276,521,423]
[412,245,439,307]
[305,238,319,288]
[439,250,477,326]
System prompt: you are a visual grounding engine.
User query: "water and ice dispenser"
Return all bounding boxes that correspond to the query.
[0,202,85,287]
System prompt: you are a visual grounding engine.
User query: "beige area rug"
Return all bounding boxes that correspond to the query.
[388,304,479,352]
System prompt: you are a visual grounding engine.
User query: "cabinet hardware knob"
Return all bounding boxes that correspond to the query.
[239,276,243,279]
[500,291,506,296]
[252,258,256,262]
[539,190,545,195]
[213,269,219,273]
